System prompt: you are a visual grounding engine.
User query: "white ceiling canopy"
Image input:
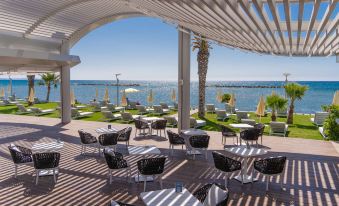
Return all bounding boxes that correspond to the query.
[0,0,338,56]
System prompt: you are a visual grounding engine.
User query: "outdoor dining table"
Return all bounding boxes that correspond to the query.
[225,145,267,184]
[140,187,203,206]
[180,129,207,155]
[95,127,118,134]
[127,145,161,182]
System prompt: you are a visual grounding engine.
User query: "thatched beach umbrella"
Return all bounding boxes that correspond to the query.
[70,89,75,106]
[121,90,127,107]
[147,89,154,106]
[28,87,35,104]
[256,95,266,122]
[229,93,235,107]
[103,87,110,103]
[0,88,5,98]
[332,90,339,105]
[171,89,176,102]
[216,90,223,103]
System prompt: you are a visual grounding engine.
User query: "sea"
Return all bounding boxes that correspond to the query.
[0,80,338,114]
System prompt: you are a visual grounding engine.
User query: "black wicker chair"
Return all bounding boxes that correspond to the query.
[98,132,119,155]
[104,149,130,184]
[220,125,238,145]
[254,123,265,145]
[134,119,150,137]
[189,135,210,160]
[240,128,261,147]
[253,156,287,191]
[8,144,33,178]
[109,200,136,206]
[193,183,229,206]
[33,152,60,185]
[167,130,185,155]
[78,129,99,155]
[212,151,242,187]
[151,119,167,138]
[137,157,166,191]
[117,127,132,146]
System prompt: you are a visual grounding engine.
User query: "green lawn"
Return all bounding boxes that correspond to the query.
[192,112,323,140]
[0,102,322,140]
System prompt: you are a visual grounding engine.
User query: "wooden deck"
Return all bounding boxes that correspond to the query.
[0,114,338,206]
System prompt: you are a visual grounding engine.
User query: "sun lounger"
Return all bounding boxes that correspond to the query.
[310,112,329,126]
[136,105,151,115]
[236,111,250,122]
[127,102,137,110]
[121,112,140,123]
[101,111,122,121]
[216,110,229,121]
[153,105,170,116]
[225,103,237,114]
[0,99,18,106]
[277,108,287,118]
[71,108,93,119]
[91,102,101,112]
[270,121,288,137]
[190,117,206,128]
[206,104,216,113]
[164,116,178,127]
[16,104,32,114]
[30,107,55,116]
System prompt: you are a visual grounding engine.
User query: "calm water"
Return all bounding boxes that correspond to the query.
[0,80,338,113]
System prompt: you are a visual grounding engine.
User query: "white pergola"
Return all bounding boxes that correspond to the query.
[0,0,338,128]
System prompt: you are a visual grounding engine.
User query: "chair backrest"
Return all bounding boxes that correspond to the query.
[30,107,41,113]
[189,135,210,148]
[270,122,286,133]
[33,152,60,169]
[151,119,167,129]
[236,111,248,121]
[225,103,235,113]
[220,125,236,134]
[206,104,215,112]
[121,112,133,121]
[153,105,163,113]
[17,104,27,112]
[117,127,132,141]
[8,144,32,164]
[103,150,125,169]
[106,103,115,111]
[137,157,166,175]
[254,123,265,135]
[314,112,329,125]
[78,129,97,144]
[92,102,101,109]
[212,151,241,172]
[102,111,113,119]
[98,133,118,146]
[255,156,286,175]
[190,117,197,128]
[136,105,147,113]
[134,118,148,129]
[167,130,183,144]
[160,102,169,109]
[240,128,261,141]
[216,110,226,117]
[129,102,137,109]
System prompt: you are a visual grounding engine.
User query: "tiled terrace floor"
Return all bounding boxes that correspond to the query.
[0,114,338,206]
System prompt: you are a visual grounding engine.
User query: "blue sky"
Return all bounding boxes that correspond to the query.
[71,17,339,81]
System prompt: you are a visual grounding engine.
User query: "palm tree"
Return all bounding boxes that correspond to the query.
[285,83,308,124]
[39,73,60,102]
[192,35,212,118]
[266,92,288,121]
[27,75,35,106]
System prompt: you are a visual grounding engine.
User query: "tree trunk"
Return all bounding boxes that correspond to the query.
[197,51,209,118]
[46,83,51,102]
[287,101,294,124]
[271,108,277,121]
[27,75,35,106]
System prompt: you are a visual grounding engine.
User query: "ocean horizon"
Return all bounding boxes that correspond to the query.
[1,79,338,114]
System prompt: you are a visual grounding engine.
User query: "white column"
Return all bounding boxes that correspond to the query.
[60,40,71,124]
[178,28,191,131]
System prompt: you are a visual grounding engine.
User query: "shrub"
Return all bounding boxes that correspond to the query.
[323,105,339,141]
[221,93,231,103]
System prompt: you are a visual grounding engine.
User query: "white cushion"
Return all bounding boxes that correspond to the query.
[203,184,227,206]
[10,144,21,152]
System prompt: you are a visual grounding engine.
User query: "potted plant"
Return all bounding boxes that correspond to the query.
[266,92,288,121]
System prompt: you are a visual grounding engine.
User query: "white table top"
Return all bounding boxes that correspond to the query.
[142,117,164,122]
[181,129,207,136]
[225,145,267,158]
[32,141,64,153]
[95,127,118,134]
[229,123,254,129]
[140,188,203,206]
[128,145,161,155]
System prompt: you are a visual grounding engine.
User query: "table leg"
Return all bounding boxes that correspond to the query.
[234,157,258,184]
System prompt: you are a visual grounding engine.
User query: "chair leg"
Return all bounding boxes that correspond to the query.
[159,175,163,189]
[109,170,112,184]
[251,167,254,184]
[205,149,207,160]
[53,169,56,183]
[144,178,147,192]
[261,135,263,145]
[84,146,87,155]
[225,173,228,188]
[14,164,17,178]
[280,174,283,190]
[266,176,269,191]
[35,170,39,185]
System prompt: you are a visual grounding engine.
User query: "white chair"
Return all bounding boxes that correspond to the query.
[30,107,55,116]
[190,117,206,128]
[310,112,329,126]
[71,108,93,119]
[101,111,121,121]
[206,104,216,113]
[236,111,250,122]
[216,110,229,121]
[16,104,32,114]
[270,122,288,137]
